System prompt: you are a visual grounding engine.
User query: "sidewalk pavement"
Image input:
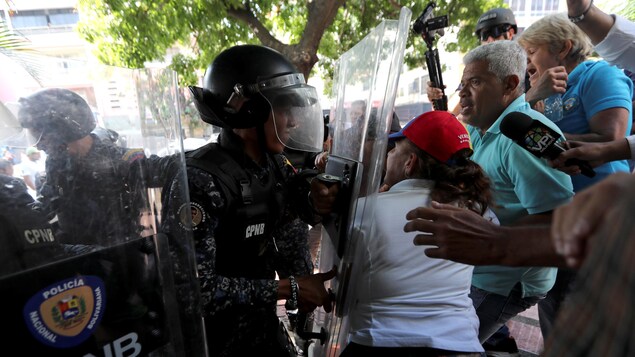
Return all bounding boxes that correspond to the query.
[509,305,542,356]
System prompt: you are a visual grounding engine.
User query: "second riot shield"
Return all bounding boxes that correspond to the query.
[305,7,411,357]
[0,56,206,356]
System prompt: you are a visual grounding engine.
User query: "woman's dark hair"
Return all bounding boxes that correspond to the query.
[405,140,494,215]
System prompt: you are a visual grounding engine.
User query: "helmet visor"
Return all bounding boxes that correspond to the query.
[261,84,324,152]
[22,125,68,154]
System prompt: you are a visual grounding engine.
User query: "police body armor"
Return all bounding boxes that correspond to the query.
[0,175,66,277]
[41,136,146,246]
[186,141,288,279]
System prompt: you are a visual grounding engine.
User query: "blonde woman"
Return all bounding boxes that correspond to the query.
[519,13,633,193]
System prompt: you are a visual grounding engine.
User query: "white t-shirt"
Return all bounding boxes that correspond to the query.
[20,158,42,185]
[595,15,635,73]
[19,158,44,198]
[348,179,495,352]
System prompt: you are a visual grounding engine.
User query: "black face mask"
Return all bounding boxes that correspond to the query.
[479,24,512,42]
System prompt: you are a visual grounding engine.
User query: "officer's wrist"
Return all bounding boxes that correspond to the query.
[284,276,299,310]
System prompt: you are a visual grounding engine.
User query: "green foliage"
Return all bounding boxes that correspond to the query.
[619,0,635,20]
[0,18,27,49]
[77,0,499,88]
[169,53,199,87]
[0,18,46,85]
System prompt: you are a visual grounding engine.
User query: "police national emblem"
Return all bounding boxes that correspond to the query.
[178,202,206,230]
[23,276,106,348]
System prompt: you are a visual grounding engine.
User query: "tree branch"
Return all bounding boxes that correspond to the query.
[226,5,285,50]
[302,0,346,51]
[388,0,401,10]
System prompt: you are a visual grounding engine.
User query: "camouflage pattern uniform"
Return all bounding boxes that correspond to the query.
[162,130,315,357]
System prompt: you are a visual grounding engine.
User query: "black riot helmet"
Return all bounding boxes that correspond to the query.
[189,45,324,152]
[475,8,518,39]
[18,88,96,152]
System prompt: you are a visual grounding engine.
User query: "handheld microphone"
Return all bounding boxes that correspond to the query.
[499,111,596,178]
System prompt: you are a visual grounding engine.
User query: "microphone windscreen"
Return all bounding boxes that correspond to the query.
[499,111,535,142]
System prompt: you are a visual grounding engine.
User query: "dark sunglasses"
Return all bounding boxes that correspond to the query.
[479,24,512,42]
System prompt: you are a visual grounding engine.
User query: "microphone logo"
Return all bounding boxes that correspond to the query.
[523,126,559,155]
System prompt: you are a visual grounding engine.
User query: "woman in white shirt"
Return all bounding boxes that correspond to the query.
[342,111,495,357]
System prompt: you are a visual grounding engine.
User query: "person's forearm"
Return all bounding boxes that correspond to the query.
[23,176,36,191]
[498,226,567,267]
[525,86,543,107]
[564,131,624,143]
[568,1,615,44]
[277,278,292,300]
[626,136,635,160]
[600,138,632,162]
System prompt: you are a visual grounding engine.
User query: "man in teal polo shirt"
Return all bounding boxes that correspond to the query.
[457,40,574,345]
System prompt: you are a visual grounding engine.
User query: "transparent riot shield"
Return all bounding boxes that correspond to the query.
[0,55,206,356]
[304,7,411,357]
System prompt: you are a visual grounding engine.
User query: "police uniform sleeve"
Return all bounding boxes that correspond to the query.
[278,156,322,225]
[130,152,182,188]
[272,217,313,278]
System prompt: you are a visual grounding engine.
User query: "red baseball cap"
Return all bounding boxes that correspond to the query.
[388,111,472,163]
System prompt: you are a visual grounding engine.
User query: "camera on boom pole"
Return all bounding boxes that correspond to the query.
[413,2,449,111]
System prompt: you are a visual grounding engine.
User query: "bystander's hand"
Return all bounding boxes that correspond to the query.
[403,201,506,265]
[426,81,446,102]
[533,99,545,114]
[314,151,329,173]
[550,139,630,175]
[526,66,568,106]
[552,172,634,268]
[296,266,337,313]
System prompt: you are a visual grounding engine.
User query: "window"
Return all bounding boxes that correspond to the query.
[9,8,78,29]
[545,0,559,12]
[505,0,526,14]
[10,10,48,28]
[408,78,420,95]
[48,9,79,26]
[530,0,559,16]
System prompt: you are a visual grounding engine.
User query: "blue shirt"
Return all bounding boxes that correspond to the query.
[561,60,633,192]
[468,95,574,297]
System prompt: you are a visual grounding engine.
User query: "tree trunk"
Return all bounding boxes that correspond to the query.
[228,0,346,80]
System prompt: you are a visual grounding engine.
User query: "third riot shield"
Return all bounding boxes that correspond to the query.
[304,7,411,357]
[0,54,206,356]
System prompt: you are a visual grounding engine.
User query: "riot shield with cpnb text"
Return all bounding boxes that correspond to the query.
[305,8,411,357]
[0,57,206,356]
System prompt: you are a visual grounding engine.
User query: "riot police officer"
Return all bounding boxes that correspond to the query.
[17,88,157,247]
[474,7,518,43]
[161,45,336,356]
